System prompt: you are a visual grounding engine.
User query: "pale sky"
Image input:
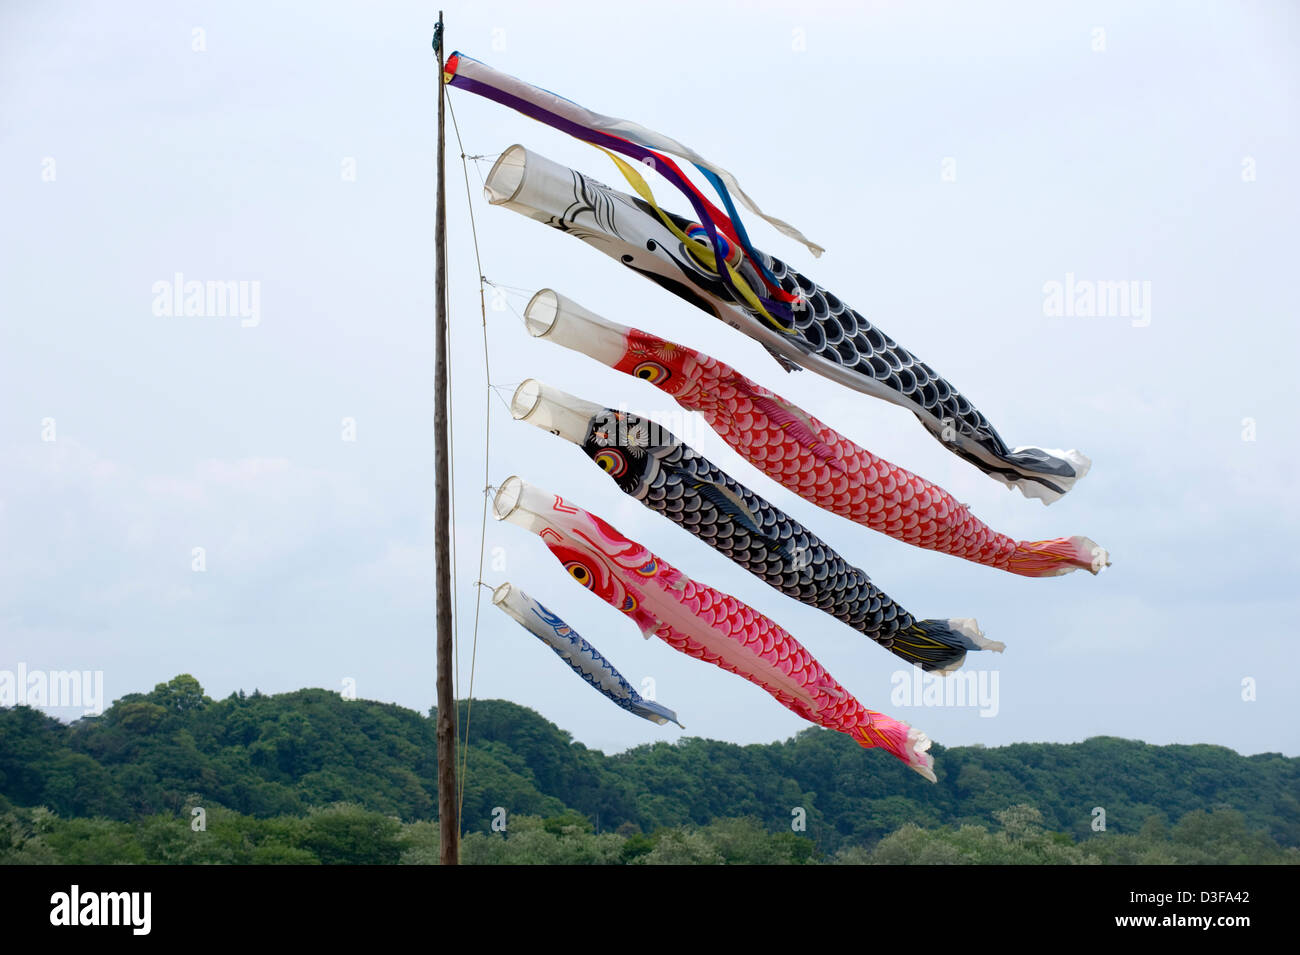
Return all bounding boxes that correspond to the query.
[2,1,1297,762]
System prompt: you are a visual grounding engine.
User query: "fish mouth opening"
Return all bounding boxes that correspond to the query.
[524,289,559,338]
[490,582,513,606]
[484,145,527,205]
[508,378,602,445]
[492,476,524,521]
[510,380,542,421]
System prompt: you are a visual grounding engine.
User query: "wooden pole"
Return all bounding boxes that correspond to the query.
[433,10,459,866]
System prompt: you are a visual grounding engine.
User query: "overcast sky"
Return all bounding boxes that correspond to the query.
[2,1,1297,763]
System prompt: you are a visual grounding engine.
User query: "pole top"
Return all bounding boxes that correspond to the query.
[433,11,443,55]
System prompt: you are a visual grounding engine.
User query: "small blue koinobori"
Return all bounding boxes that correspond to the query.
[491,582,682,727]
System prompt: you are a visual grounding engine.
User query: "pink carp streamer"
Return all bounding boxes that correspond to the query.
[493,476,937,781]
[525,290,1109,579]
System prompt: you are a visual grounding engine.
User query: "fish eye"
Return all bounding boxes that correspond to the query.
[565,562,592,587]
[594,449,626,476]
[633,361,670,384]
[686,223,738,265]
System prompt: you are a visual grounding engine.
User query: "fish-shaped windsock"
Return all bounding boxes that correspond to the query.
[492,476,937,781]
[522,290,1110,579]
[484,144,1091,504]
[510,378,1002,672]
[491,581,682,727]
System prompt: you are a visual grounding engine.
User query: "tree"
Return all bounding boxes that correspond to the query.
[147,675,210,714]
[296,804,402,865]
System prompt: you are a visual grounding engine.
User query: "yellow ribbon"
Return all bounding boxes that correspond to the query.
[593,147,793,335]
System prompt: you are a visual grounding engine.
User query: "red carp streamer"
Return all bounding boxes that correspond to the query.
[525,290,1109,578]
[494,476,936,780]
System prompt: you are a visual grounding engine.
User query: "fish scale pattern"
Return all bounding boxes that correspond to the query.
[577,407,1001,670]
[761,254,1001,450]
[610,328,1104,578]
[512,488,935,778]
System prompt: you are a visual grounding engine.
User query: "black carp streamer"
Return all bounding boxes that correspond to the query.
[511,379,1003,672]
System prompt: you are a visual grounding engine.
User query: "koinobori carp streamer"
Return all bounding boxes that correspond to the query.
[493,476,937,781]
[491,581,681,727]
[483,144,1091,504]
[522,290,1110,579]
[510,378,1002,672]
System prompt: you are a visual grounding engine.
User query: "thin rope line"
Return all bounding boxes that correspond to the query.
[489,383,515,414]
[479,280,535,329]
[448,88,491,826]
[483,277,537,297]
[465,154,493,190]
[501,297,530,330]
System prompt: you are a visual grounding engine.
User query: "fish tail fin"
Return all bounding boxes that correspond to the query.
[631,699,683,728]
[892,618,1004,673]
[1006,536,1109,577]
[1000,446,1092,504]
[857,716,936,782]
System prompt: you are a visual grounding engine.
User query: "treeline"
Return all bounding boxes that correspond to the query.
[1,675,1297,862]
[2,800,1294,864]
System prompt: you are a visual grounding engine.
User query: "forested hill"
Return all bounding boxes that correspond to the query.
[2,675,1297,858]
